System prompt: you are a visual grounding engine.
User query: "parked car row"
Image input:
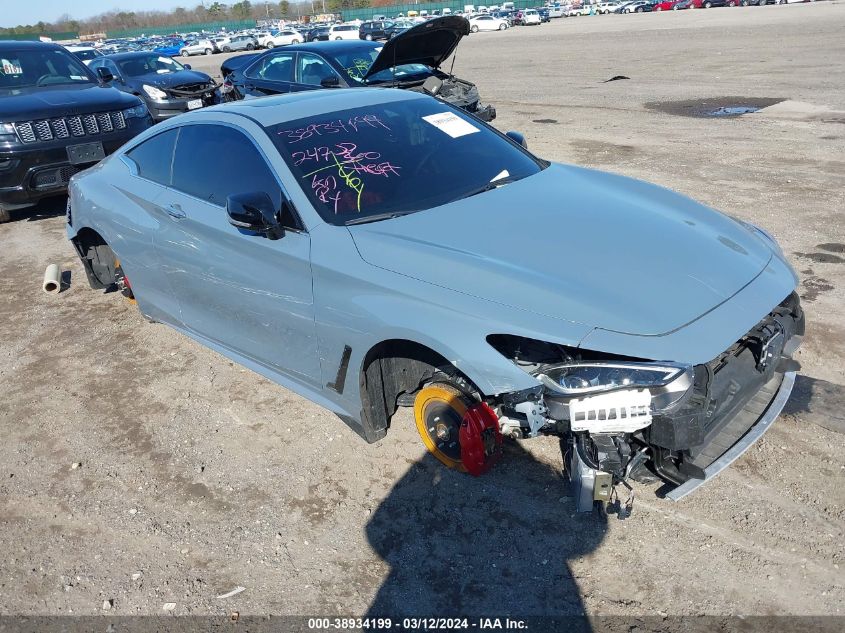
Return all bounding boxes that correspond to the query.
[556,0,822,12]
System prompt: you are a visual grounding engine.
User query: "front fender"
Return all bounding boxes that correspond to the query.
[309,223,593,422]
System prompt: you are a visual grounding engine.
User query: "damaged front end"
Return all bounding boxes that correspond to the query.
[412,75,496,122]
[363,15,496,122]
[487,292,804,513]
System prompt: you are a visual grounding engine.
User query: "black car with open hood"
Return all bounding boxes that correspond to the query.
[0,40,152,222]
[220,16,494,121]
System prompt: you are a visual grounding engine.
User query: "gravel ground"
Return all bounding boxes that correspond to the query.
[1,4,844,624]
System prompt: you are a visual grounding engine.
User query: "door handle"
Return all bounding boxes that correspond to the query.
[164,203,186,219]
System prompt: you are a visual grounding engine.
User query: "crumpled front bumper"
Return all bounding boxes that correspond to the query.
[666,370,796,500]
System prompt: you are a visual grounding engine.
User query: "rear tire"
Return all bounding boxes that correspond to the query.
[246,44,254,50]
[223,46,231,53]
[365,34,373,40]
[204,48,212,55]
[291,39,300,44]
[0,205,10,224]
[181,50,189,57]
[471,25,479,32]
[704,0,712,6]
[499,23,506,30]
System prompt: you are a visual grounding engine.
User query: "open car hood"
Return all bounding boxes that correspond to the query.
[364,16,470,80]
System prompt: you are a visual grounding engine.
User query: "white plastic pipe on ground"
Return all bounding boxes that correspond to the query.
[42,264,61,293]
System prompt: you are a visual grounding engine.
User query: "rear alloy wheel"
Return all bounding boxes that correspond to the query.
[223,46,231,52]
[704,1,712,6]
[471,25,479,32]
[205,48,212,55]
[181,50,189,57]
[365,33,373,40]
[246,44,254,50]
[636,6,644,10]
[414,383,471,472]
[499,22,507,30]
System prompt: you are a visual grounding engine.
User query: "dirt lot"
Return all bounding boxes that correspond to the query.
[1,4,844,624]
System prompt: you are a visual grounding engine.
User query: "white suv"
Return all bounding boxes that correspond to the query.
[596,2,619,12]
[522,9,542,24]
[265,29,303,47]
[179,39,215,56]
[329,24,361,41]
[567,4,594,15]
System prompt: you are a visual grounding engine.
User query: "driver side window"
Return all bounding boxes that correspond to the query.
[296,53,339,86]
[247,52,294,81]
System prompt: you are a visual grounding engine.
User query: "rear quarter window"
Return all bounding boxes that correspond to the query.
[125,129,178,186]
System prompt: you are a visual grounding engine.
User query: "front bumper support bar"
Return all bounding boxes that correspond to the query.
[666,370,796,501]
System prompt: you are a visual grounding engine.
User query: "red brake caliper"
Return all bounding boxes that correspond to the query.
[459,402,503,476]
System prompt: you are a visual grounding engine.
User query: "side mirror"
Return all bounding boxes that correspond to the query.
[506,130,528,149]
[320,76,340,88]
[183,63,192,70]
[96,67,114,83]
[226,192,283,239]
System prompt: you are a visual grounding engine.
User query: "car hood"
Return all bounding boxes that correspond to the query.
[349,164,775,337]
[130,70,212,88]
[0,83,141,122]
[364,15,470,80]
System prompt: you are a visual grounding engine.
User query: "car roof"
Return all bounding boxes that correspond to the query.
[284,40,378,55]
[176,87,427,127]
[102,51,173,60]
[0,40,63,51]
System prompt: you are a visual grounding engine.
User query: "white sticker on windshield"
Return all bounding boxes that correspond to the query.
[422,112,480,139]
[1,59,23,75]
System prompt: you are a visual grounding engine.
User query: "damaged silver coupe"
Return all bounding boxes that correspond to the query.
[66,88,803,515]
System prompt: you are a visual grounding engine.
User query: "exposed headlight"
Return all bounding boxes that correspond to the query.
[123,103,149,119]
[0,122,16,142]
[142,84,168,100]
[536,362,694,412]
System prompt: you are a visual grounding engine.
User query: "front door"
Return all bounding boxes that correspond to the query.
[152,122,320,386]
[242,50,294,97]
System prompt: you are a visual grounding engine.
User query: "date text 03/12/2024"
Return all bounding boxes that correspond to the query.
[307,617,529,630]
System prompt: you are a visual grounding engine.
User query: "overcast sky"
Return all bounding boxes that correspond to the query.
[4,0,201,26]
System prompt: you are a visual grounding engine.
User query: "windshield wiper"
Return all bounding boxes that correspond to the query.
[344,211,412,226]
[457,175,521,201]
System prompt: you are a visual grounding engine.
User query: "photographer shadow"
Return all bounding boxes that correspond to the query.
[364,440,607,620]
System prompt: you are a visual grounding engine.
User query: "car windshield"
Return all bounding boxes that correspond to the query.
[331,47,430,84]
[73,49,101,61]
[268,99,546,225]
[0,48,93,90]
[118,55,186,77]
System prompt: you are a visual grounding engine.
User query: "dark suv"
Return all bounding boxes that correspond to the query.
[359,21,396,41]
[0,41,152,222]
